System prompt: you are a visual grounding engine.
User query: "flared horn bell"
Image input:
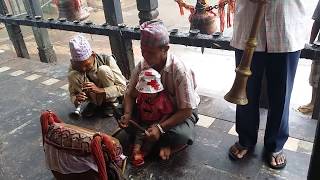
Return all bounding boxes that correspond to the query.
[224,2,266,105]
[224,65,252,105]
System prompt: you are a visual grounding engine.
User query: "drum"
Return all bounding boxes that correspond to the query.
[40,110,126,180]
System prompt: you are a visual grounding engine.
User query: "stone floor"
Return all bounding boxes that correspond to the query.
[0,52,316,180]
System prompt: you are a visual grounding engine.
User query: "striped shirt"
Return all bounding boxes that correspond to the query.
[127,53,200,110]
[230,0,307,53]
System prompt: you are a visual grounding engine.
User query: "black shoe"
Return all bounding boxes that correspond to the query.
[113,104,124,121]
[101,100,119,117]
[81,102,97,118]
[102,106,114,117]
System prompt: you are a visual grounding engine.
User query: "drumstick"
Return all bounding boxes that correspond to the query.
[128,120,150,136]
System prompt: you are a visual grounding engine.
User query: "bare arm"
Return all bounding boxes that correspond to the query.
[119,88,138,128]
[118,63,141,127]
[159,114,171,123]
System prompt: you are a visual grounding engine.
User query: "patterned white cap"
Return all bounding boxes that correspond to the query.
[69,34,92,61]
[136,68,164,93]
[140,19,170,48]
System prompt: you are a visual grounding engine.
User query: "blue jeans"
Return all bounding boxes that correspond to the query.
[235,49,300,152]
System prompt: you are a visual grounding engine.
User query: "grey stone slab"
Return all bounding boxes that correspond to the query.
[256,150,310,180]
[198,96,227,119]
[0,57,314,180]
[288,110,316,142]
[0,72,66,134]
[209,118,234,134]
[0,51,17,64]
[192,127,263,179]
[1,120,53,180]
[219,105,236,123]
[200,95,316,143]
[123,127,264,180]
[0,58,69,80]
[0,77,118,180]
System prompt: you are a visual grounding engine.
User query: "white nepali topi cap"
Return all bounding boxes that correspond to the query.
[140,19,170,48]
[69,34,92,61]
[135,68,164,93]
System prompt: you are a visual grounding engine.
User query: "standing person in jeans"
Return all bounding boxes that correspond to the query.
[298,0,320,115]
[228,0,307,169]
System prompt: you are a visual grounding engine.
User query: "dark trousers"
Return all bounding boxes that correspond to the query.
[114,109,199,155]
[235,49,300,152]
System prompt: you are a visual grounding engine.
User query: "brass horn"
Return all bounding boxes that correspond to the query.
[224,1,266,105]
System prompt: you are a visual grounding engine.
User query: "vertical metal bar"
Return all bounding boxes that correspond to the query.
[102,0,134,79]
[0,0,29,58]
[15,0,22,14]
[308,30,320,177]
[312,87,320,120]
[136,0,159,24]
[23,0,57,63]
[308,116,320,180]
[7,0,16,14]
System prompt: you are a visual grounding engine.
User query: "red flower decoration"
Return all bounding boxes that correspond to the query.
[144,71,153,76]
[147,80,160,90]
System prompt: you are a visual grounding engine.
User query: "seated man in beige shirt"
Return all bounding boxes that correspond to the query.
[68,34,127,117]
[118,20,200,162]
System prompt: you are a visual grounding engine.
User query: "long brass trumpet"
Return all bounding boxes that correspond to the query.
[224,1,266,105]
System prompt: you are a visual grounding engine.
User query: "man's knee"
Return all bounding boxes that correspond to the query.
[97,65,115,82]
[164,120,195,146]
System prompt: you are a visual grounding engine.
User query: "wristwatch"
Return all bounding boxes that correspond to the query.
[156,124,165,134]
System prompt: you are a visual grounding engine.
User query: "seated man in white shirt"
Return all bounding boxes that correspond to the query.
[118,20,200,162]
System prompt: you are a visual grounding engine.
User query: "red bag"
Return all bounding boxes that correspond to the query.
[40,110,126,180]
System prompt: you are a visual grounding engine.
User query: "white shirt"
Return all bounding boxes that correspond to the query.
[230,0,307,53]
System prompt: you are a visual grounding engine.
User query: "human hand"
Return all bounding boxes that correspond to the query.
[119,114,131,128]
[82,82,104,94]
[146,125,161,142]
[74,92,87,106]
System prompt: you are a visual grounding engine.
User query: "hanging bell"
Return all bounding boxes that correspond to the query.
[56,0,90,21]
[189,0,218,35]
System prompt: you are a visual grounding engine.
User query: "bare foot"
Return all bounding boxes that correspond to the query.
[229,143,249,159]
[270,153,285,167]
[297,103,314,114]
[268,150,286,169]
[159,146,171,160]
